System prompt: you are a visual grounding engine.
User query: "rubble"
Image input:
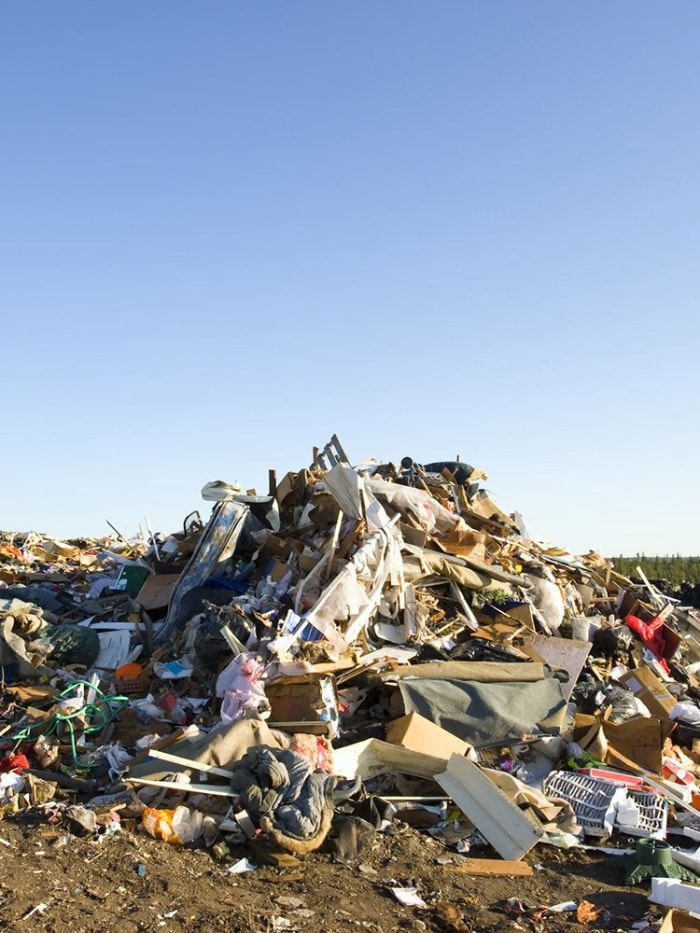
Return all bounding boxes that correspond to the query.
[2,435,700,927]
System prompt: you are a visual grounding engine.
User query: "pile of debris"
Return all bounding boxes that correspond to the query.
[2,436,700,921]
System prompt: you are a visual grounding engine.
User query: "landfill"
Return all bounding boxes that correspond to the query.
[2,434,700,931]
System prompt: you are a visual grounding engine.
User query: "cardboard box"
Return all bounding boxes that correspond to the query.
[265,675,339,738]
[660,909,700,933]
[574,712,664,774]
[618,590,655,622]
[618,666,676,734]
[386,712,473,761]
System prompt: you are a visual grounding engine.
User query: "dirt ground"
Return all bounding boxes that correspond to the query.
[0,807,662,933]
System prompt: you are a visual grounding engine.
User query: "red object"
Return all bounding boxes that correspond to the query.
[0,753,30,772]
[576,767,645,789]
[157,691,178,715]
[625,614,671,674]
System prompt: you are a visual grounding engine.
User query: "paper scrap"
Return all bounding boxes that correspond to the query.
[391,886,428,908]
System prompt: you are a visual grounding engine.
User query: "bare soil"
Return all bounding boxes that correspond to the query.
[0,810,660,933]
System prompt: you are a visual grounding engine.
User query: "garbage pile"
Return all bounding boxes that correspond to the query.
[2,436,700,911]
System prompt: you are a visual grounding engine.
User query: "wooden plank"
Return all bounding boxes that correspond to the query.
[147,748,234,779]
[126,776,237,798]
[445,858,533,877]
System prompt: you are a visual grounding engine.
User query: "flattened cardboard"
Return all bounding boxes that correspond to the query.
[398,521,429,549]
[136,573,180,611]
[500,603,536,631]
[435,530,487,561]
[298,551,322,573]
[475,604,536,633]
[260,533,306,561]
[8,684,58,704]
[467,493,517,530]
[663,625,683,663]
[618,666,676,736]
[525,634,591,702]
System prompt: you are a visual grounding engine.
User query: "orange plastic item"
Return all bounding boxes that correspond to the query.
[142,807,183,844]
[115,662,150,698]
[142,806,201,844]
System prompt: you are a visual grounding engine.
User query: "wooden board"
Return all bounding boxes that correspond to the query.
[445,858,533,877]
[126,777,237,797]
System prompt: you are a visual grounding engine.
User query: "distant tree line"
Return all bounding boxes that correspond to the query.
[609,555,700,585]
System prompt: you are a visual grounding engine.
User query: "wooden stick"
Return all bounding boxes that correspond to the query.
[126,776,237,798]
[445,858,533,877]
[147,748,234,779]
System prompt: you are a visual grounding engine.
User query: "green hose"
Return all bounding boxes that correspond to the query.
[8,679,130,770]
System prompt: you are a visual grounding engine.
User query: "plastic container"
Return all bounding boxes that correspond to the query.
[544,771,626,836]
[544,771,667,839]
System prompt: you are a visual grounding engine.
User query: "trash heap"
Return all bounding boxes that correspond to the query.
[2,436,700,911]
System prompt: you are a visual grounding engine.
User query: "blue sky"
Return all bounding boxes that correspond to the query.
[2,3,698,556]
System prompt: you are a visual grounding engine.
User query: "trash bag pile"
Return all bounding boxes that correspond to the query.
[2,435,700,885]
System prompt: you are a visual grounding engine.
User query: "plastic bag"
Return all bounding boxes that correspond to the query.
[367,478,462,534]
[142,805,202,844]
[46,623,100,666]
[215,652,268,724]
[604,685,648,723]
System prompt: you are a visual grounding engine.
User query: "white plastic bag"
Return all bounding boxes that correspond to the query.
[215,653,268,724]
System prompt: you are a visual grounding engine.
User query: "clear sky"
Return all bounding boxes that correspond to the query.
[2,3,698,557]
